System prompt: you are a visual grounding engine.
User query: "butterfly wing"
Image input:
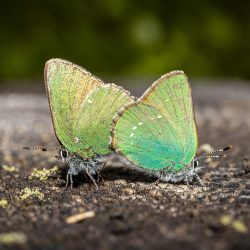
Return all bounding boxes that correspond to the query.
[112,71,197,170]
[70,84,134,158]
[45,58,133,159]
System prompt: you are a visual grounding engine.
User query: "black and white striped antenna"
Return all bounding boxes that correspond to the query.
[22,146,61,151]
[194,145,232,161]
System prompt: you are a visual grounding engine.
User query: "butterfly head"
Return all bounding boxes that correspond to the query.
[59,148,71,163]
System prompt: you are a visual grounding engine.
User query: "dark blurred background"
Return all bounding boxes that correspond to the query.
[0,0,250,86]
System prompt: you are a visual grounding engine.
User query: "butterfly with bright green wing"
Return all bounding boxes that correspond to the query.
[25,59,134,189]
[112,71,231,185]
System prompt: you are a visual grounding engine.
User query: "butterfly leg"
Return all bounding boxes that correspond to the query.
[184,179,190,186]
[65,173,69,188]
[65,173,74,189]
[195,173,204,187]
[70,174,74,189]
[97,162,106,183]
[149,178,160,187]
[86,168,98,191]
[183,173,190,186]
[153,179,160,185]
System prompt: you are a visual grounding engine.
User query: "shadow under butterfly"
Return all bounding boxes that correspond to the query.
[24,58,134,189]
[111,71,231,186]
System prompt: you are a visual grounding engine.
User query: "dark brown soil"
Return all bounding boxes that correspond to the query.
[0,84,249,250]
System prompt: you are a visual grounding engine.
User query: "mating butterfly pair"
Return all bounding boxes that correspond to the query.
[24,59,230,188]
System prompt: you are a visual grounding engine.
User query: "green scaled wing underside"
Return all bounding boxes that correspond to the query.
[112,71,198,171]
[45,59,133,159]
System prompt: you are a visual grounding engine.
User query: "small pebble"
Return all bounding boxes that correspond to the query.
[0,199,8,208]
[123,188,134,195]
[0,232,27,245]
[149,189,161,197]
[114,179,127,185]
[243,158,250,173]
[232,220,248,233]
[66,211,95,224]
[198,144,214,153]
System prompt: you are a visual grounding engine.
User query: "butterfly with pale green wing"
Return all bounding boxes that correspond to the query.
[24,59,134,189]
[112,71,231,185]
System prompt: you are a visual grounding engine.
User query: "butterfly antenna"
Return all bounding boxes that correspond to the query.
[22,146,61,152]
[195,145,232,161]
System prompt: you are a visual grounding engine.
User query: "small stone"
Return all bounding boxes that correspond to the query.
[149,189,161,197]
[50,186,60,192]
[0,199,8,208]
[114,179,127,185]
[237,195,250,204]
[239,190,250,196]
[220,215,248,233]
[0,232,27,245]
[66,211,95,224]
[243,158,250,173]
[18,187,44,201]
[123,188,134,195]
[232,220,248,233]
[198,144,214,153]
[220,215,232,226]
[29,166,59,181]
[1,165,18,172]
[72,195,82,203]
[157,183,170,189]
[209,161,220,168]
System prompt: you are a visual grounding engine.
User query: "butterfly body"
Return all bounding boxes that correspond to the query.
[112,71,231,185]
[135,160,203,185]
[45,59,133,188]
[112,71,212,185]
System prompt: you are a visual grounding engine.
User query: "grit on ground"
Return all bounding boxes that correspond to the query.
[0,84,249,250]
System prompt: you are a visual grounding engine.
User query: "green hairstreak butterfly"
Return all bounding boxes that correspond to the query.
[112,71,231,185]
[24,59,134,188]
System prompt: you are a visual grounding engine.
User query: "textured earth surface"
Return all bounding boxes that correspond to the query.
[0,83,250,250]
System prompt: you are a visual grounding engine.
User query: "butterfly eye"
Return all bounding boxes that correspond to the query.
[60,149,68,159]
[193,160,198,168]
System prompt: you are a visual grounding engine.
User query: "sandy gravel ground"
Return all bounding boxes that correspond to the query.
[0,84,249,250]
